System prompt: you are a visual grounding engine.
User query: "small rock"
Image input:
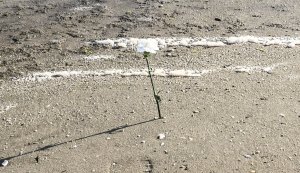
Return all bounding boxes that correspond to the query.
[35,156,39,163]
[166,49,174,52]
[280,113,285,117]
[160,142,165,146]
[260,97,267,100]
[243,154,252,159]
[193,110,199,113]
[179,165,188,170]
[214,17,222,21]
[287,42,295,48]
[141,140,146,144]
[1,160,8,167]
[157,133,166,140]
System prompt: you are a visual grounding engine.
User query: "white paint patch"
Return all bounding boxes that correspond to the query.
[73,6,94,11]
[0,103,17,114]
[72,3,105,11]
[90,36,300,49]
[84,55,115,60]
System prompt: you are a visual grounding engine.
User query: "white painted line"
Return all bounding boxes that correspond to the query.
[17,64,280,82]
[89,36,300,49]
[19,69,212,82]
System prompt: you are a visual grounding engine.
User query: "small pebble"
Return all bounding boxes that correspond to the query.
[280,113,285,117]
[243,154,252,159]
[287,42,295,48]
[215,17,222,21]
[141,140,146,144]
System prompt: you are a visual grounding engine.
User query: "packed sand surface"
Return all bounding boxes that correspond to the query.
[1,0,300,173]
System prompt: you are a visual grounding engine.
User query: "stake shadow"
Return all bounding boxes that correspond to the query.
[0,118,158,164]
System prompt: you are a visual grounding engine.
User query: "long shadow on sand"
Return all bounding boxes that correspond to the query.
[0,118,158,164]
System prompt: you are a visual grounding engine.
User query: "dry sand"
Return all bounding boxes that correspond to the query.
[1,0,300,172]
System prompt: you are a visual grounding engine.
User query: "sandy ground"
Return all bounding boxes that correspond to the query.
[1,0,300,173]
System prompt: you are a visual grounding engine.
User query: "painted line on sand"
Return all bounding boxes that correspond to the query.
[89,36,300,49]
[18,64,280,82]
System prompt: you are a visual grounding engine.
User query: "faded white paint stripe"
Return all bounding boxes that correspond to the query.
[90,36,300,49]
[17,65,280,82]
[19,69,211,82]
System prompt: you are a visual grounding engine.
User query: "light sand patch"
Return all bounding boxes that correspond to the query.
[0,103,17,114]
[287,74,300,80]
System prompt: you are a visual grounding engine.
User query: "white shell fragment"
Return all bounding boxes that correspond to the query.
[1,160,9,167]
